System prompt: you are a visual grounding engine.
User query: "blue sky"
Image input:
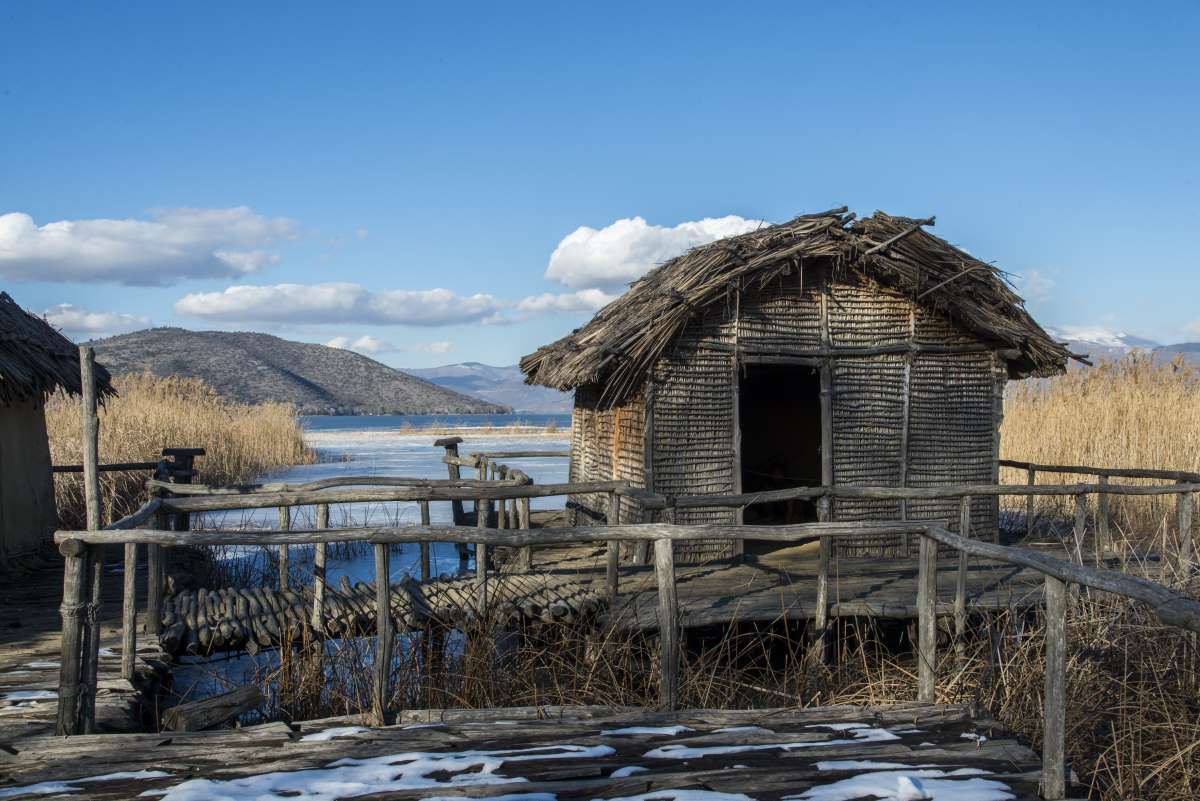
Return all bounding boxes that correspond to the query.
[2,2,1198,366]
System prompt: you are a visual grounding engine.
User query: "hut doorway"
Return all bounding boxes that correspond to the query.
[738,363,822,529]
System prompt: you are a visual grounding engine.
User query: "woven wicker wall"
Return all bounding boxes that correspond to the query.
[568,386,645,525]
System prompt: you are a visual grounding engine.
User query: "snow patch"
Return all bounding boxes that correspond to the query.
[960,732,988,745]
[643,725,899,759]
[786,768,1013,801]
[2,690,57,702]
[610,766,648,778]
[602,726,693,737]
[0,770,170,799]
[712,726,774,734]
[23,662,58,669]
[300,726,370,742]
[592,792,753,801]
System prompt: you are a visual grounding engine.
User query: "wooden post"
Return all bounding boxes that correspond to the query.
[145,510,165,633]
[277,506,291,590]
[1097,475,1110,558]
[634,507,653,565]
[435,437,466,525]
[496,467,508,528]
[372,542,392,726]
[917,533,937,703]
[1042,574,1068,800]
[606,491,619,603]
[121,541,137,681]
[312,503,329,630]
[653,536,679,710]
[1026,467,1037,537]
[1178,488,1195,576]
[818,360,834,524]
[56,539,89,736]
[476,499,489,610]
[418,500,431,582]
[812,535,831,664]
[518,498,532,570]
[1073,493,1087,566]
[78,346,103,734]
[955,497,970,667]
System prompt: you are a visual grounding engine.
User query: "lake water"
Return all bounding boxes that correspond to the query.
[301,413,572,432]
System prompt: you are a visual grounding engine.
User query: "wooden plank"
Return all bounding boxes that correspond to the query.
[812,535,830,664]
[1001,458,1200,483]
[1073,493,1086,566]
[606,491,619,602]
[917,534,938,703]
[312,503,329,630]
[955,497,970,666]
[1042,574,1067,799]
[438,439,466,525]
[373,543,392,726]
[653,536,679,711]
[1026,467,1037,538]
[518,498,532,570]
[419,501,431,582]
[77,347,103,734]
[1179,488,1195,575]
[476,500,490,609]
[278,506,291,591]
[121,542,137,681]
[1097,476,1110,555]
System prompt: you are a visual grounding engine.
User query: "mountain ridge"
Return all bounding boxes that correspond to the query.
[87,328,510,415]
[402,362,573,413]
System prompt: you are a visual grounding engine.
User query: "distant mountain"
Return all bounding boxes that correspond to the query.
[1045,327,1199,367]
[403,362,573,413]
[88,328,510,415]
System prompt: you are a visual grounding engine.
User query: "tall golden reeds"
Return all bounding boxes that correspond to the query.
[46,371,314,529]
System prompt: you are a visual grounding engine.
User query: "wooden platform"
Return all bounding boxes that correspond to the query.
[523,538,1079,631]
[0,548,168,744]
[0,702,1061,800]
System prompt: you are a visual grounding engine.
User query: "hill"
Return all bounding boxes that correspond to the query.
[402,362,573,413]
[1045,328,1200,368]
[88,328,510,415]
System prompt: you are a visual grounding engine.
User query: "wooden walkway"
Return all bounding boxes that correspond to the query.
[0,702,1060,800]
[0,548,168,744]
[525,538,1071,631]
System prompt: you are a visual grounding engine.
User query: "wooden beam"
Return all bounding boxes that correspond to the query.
[55,539,89,736]
[312,503,329,630]
[373,543,392,726]
[653,537,679,711]
[278,506,291,591]
[418,501,431,582]
[1000,459,1200,483]
[1179,488,1195,576]
[917,533,938,703]
[121,541,137,681]
[812,535,831,664]
[162,684,261,732]
[78,346,103,735]
[606,491,619,603]
[955,497,970,667]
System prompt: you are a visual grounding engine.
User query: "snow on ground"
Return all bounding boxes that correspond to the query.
[786,767,1013,801]
[299,726,371,742]
[610,766,649,777]
[601,725,694,737]
[593,792,753,801]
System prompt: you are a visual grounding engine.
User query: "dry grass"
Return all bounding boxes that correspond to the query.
[46,371,314,529]
[1001,353,1200,538]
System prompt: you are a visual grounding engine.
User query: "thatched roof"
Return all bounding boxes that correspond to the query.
[521,208,1077,403]
[0,292,114,405]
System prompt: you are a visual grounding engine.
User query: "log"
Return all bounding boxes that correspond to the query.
[955,497,969,667]
[812,535,830,664]
[1179,489,1195,576]
[1042,575,1068,799]
[162,684,261,731]
[438,439,467,526]
[121,542,137,681]
[476,500,490,610]
[1073,493,1086,566]
[55,539,89,736]
[278,506,290,591]
[1097,476,1110,555]
[78,346,103,734]
[419,501,431,582]
[1000,458,1200,483]
[917,534,937,704]
[373,543,392,725]
[1026,467,1036,538]
[606,491,619,602]
[312,503,329,630]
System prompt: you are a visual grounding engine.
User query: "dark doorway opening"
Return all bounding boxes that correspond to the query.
[739,364,822,528]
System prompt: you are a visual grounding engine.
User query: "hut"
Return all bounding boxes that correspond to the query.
[0,292,113,561]
[521,208,1075,561]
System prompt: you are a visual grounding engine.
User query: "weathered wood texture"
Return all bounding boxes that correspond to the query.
[0,704,1049,801]
[162,684,261,732]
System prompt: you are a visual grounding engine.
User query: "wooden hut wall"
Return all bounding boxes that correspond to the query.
[567,385,645,524]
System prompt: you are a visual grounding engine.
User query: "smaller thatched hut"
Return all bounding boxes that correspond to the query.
[522,208,1077,562]
[0,293,113,561]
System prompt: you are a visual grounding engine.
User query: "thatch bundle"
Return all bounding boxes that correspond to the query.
[0,292,113,404]
[521,208,1075,405]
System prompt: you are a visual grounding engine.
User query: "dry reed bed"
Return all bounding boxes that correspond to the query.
[46,371,313,529]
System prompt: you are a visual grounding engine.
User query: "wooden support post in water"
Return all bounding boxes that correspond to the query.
[277,506,291,590]
[372,542,392,726]
[419,501,431,582]
[1042,574,1068,800]
[653,536,679,711]
[1073,493,1087,566]
[955,497,970,667]
[1027,467,1037,538]
[121,541,137,681]
[812,535,830,664]
[435,437,466,525]
[606,491,619,603]
[312,503,329,630]
[56,539,89,736]
[78,345,103,734]
[476,500,489,610]
[146,514,165,639]
[1178,488,1195,576]
[1097,475,1110,558]
[917,533,938,704]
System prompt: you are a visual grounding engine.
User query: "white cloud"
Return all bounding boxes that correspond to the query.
[41,303,151,340]
[175,283,500,327]
[1182,320,1200,337]
[545,215,766,290]
[325,335,453,356]
[1013,269,1055,303]
[515,288,618,314]
[0,207,296,285]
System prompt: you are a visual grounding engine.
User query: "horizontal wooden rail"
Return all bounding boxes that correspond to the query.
[51,461,163,474]
[145,474,530,496]
[55,520,923,548]
[105,498,164,530]
[469,450,571,459]
[158,480,640,513]
[999,458,1200,483]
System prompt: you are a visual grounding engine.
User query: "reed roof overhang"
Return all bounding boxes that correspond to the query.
[520,208,1080,405]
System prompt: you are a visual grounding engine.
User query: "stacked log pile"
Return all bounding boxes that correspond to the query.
[158,573,607,656]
